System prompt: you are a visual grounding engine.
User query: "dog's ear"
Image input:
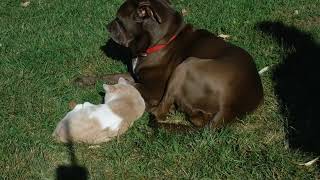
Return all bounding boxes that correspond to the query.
[137,1,162,24]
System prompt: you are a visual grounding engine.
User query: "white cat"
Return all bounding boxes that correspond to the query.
[53,78,145,144]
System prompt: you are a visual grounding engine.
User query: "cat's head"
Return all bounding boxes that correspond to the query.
[103,77,133,103]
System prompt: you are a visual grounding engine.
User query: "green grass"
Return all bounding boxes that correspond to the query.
[1,0,319,179]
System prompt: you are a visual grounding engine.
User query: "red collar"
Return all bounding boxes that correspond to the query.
[145,35,177,54]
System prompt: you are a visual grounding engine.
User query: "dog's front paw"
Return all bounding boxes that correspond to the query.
[153,110,168,122]
[73,76,97,87]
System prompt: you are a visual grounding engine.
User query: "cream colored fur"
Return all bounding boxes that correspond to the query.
[53,78,145,144]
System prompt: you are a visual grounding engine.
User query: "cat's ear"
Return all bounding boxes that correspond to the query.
[103,84,116,92]
[103,84,109,91]
[118,77,128,85]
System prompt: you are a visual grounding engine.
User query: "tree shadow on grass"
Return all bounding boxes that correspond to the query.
[256,21,320,155]
[55,122,89,180]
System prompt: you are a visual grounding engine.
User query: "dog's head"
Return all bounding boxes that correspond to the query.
[107,0,183,51]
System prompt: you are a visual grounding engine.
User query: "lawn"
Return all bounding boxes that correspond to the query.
[1,0,319,179]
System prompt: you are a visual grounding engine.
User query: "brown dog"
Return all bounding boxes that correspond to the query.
[76,0,263,128]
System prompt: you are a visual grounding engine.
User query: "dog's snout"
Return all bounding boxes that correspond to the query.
[107,19,119,32]
[107,21,114,32]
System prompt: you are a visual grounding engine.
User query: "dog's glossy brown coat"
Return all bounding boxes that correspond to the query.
[77,0,263,128]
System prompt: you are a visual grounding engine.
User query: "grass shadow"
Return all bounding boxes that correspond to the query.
[55,121,89,180]
[98,91,106,104]
[256,21,320,154]
[100,39,133,74]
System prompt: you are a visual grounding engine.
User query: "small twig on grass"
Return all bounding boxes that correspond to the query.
[218,34,231,40]
[21,0,30,7]
[298,157,319,167]
[88,145,101,149]
[181,8,188,16]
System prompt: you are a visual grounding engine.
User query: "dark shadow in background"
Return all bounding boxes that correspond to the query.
[99,92,106,104]
[100,39,133,74]
[56,122,88,180]
[257,21,320,154]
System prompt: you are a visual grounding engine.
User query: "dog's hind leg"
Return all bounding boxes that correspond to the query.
[152,93,175,122]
